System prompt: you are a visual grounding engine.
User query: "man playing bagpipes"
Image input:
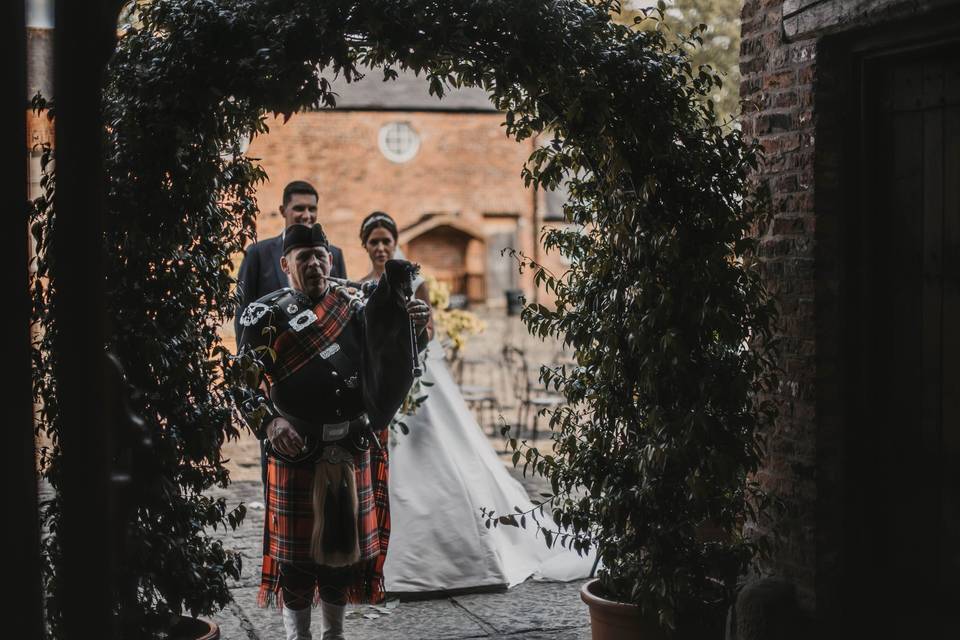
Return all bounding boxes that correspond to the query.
[236,223,430,640]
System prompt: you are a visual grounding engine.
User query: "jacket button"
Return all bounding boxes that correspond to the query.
[335,389,341,397]
[336,409,342,416]
[331,371,339,378]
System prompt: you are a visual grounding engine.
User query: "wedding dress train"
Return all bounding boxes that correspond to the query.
[383,339,595,593]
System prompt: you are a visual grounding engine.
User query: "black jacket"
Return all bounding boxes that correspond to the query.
[234,233,347,337]
[237,259,422,434]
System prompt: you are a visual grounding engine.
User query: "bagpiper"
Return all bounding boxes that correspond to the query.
[237,223,429,640]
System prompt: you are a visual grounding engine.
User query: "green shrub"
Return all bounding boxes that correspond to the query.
[31,1,775,635]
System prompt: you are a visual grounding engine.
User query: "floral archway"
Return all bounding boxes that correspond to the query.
[32,0,775,636]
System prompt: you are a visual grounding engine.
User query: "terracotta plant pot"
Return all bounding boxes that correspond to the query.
[580,579,667,640]
[166,616,220,640]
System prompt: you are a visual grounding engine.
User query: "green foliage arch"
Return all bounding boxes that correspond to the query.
[32,0,776,636]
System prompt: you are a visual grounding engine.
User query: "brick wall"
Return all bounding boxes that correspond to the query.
[408,229,469,272]
[740,0,820,610]
[741,2,960,629]
[26,110,53,150]
[406,228,488,301]
[243,110,540,297]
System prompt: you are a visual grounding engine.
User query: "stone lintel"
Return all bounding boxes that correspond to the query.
[784,0,955,41]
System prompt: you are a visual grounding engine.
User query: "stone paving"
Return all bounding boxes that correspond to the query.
[211,309,590,638]
[38,457,591,640]
[207,476,592,640]
[38,308,588,639]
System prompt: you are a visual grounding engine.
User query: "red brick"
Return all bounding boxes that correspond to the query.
[772,215,809,235]
[242,111,560,303]
[773,90,799,108]
[756,112,794,133]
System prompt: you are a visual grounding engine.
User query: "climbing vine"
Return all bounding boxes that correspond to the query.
[32,0,776,636]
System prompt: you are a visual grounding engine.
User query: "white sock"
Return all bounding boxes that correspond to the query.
[282,605,313,640]
[320,601,346,640]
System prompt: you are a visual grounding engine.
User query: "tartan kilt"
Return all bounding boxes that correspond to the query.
[258,432,391,607]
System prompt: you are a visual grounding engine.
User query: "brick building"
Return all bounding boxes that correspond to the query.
[23,4,569,309]
[25,2,53,201]
[740,0,959,635]
[243,70,568,307]
[24,22,570,355]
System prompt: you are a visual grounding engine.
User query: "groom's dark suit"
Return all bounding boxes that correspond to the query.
[234,233,347,337]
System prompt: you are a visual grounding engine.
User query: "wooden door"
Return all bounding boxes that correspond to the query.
[407,227,470,296]
[854,46,960,634]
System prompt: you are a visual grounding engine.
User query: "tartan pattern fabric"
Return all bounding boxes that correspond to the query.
[346,430,390,604]
[258,430,390,607]
[267,292,352,385]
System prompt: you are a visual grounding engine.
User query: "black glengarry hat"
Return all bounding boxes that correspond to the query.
[283,223,329,255]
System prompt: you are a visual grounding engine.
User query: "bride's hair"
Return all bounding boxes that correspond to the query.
[360,211,399,244]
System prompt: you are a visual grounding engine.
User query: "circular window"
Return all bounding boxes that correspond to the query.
[378,122,420,163]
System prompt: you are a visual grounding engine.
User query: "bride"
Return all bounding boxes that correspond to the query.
[356,211,594,594]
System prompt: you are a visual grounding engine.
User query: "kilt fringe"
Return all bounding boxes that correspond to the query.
[257,558,386,609]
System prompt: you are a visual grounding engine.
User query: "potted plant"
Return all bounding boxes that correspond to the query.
[489,9,779,640]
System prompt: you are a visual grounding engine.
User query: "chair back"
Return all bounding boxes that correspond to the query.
[501,345,531,404]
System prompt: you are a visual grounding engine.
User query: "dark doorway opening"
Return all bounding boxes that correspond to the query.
[847,39,960,636]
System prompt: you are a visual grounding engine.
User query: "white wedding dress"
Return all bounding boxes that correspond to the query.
[383,335,596,593]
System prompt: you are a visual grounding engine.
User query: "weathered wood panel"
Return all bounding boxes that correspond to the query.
[941,66,960,601]
[784,0,956,40]
[855,49,960,632]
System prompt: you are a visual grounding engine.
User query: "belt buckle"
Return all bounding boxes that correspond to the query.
[320,445,353,465]
[322,421,350,442]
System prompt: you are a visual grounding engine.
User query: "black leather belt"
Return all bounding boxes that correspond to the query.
[267,410,372,464]
[294,415,369,441]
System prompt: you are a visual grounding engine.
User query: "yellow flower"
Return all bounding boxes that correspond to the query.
[422,273,486,357]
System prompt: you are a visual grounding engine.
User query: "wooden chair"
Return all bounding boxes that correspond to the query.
[501,346,564,441]
[456,355,498,436]
[461,387,498,436]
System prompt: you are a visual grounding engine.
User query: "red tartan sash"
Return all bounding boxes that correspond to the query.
[267,292,352,385]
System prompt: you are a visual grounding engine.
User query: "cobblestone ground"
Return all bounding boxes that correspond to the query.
[207,475,591,640]
[37,478,590,640]
[39,309,589,639]
[212,310,588,639]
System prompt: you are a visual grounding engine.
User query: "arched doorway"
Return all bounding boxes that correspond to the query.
[399,214,486,304]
